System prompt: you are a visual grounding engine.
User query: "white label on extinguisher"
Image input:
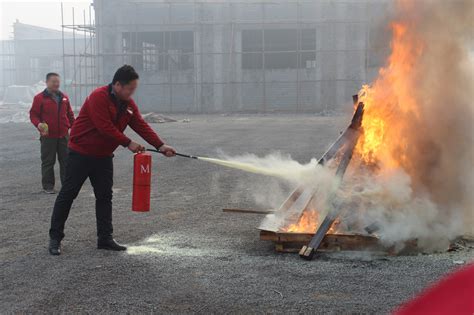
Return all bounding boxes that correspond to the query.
[140,164,150,174]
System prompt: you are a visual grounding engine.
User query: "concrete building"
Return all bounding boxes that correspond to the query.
[1,1,391,112]
[0,22,87,107]
[93,0,390,113]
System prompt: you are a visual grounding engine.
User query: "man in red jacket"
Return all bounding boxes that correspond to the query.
[48,65,176,255]
[30,72,75,193]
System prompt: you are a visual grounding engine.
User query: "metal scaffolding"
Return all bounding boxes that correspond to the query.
[60,2,97,110]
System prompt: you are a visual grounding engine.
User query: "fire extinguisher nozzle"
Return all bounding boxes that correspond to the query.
[176,153,198,159]
[146,149,199,160]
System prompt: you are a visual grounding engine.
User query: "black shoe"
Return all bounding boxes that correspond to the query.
[48,239,61,255]
[97,238,127,251]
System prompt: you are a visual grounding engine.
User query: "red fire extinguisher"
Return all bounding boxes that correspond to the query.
[132,152,152,212]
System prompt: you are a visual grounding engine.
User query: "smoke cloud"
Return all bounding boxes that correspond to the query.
[209,151,329,186]
[347,0,474,248]
[211,151,339,231]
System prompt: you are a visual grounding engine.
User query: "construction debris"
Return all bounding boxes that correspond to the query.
[142,112,177,123]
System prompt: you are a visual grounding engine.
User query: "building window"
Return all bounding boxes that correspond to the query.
[242,29,316,70]
[299,29,316,69]
[264,29,297,69]
[242,30,262,69]
[123,31,194,72]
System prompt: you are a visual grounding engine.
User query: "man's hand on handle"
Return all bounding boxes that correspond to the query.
[127,140,176,157]
[158,144,176,157]
[128,141,145,153]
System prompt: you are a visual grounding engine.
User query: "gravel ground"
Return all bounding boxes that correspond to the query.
[1,114,472,314]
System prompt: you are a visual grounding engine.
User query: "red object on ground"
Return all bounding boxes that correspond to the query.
[395,263,474,315]
[132,152,152,212]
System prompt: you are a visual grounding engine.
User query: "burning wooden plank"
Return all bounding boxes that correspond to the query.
[318,95,361,165]
[258,187,316,232]
[299,102,365,260]
[257,101,365,233]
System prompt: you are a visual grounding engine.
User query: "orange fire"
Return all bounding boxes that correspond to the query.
[282,4,428,234]
[283,210,320,233]
[282,209,339,234]
[355,20,424,171]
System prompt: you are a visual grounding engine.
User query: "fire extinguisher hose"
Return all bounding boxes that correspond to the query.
[146,148,199,159]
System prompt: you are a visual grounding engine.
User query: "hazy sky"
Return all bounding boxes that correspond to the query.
[0,0,93,40]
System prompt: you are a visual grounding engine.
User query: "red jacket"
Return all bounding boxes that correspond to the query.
[30,89,75,138]
[69,85,164,157]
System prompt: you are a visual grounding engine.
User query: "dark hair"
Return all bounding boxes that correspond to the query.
[112,65,139,85]
[46,72,60,81]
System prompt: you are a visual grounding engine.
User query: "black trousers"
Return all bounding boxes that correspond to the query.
[49,150,114,241]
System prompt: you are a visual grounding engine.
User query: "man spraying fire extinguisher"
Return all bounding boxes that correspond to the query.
[48,65,176,255]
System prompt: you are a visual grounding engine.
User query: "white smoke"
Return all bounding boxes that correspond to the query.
[342,166,464,251]
[208,151,341,231]
[214,151,332,186]
[346,0,474,249]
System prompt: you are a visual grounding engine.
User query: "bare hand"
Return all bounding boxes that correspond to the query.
[37,123,48,136]
[159,144,176,157]
[128,141,145,153]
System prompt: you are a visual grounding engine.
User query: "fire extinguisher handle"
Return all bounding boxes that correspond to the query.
[146,148,198,160]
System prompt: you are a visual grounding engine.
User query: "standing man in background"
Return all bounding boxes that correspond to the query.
[48,65,176,255]
[30,73,75,194]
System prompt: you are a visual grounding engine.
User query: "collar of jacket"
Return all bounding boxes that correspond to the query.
[108,83,128,119]
[107,83,130,104]
[43,88,64,99]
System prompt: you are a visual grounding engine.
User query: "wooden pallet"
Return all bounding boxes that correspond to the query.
[260,230,420,254]
[260,230,382,253]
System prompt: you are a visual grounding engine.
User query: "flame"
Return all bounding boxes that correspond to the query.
[281,4,430,234]
[355,18,424,172]
[283,210,320,233]
[282,209,339,234]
